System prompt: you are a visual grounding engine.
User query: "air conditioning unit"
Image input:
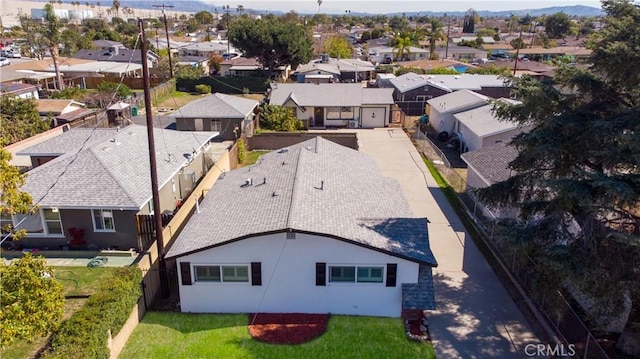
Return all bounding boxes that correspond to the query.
[348,120,358,128]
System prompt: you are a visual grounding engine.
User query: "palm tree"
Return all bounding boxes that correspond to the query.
[317,0,323,14]
[425,18,445,60]
[393,35,412,62]
[112,0,120,18]
[43,4,64,90]
[236,5,244,14]
[96,1,101,18]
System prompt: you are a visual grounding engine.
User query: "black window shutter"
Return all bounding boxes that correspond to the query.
[386,263,397,287]
[251,262,262,286]
[180,262,192,285]
[316,262,326,286]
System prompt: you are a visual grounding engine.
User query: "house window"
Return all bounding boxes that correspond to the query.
[0,213,12,234]
[330,266,356,282]
[340,107,354,119]
[195,265,221,282]
[10,209,63,236]
[92,209,115,231]
[326,107,341,120]
[357,266,384,283]
[193,265,249,283]
[329,265,384,283]
[210,120,222,132]
[43,209,63,235]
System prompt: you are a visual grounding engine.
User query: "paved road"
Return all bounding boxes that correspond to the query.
[352,128,541,358]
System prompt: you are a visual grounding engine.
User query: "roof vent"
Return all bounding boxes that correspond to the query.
[286,232,296,240]
[241,178,253,188]
[277,148,288,153]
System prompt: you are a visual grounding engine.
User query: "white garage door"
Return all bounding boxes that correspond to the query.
[361,107,386,128]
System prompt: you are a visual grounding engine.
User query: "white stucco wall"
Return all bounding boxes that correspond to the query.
[177,232,419,317]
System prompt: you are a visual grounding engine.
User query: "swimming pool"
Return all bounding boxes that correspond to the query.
[453,65,468,73]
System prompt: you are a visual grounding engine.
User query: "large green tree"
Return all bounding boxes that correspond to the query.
[0,254,65,348]
[477,0,640,347]
[0,95,50,146]
[322,35,353,59]
[229,17,313,79]
[544,12,573,39]
[0,149,33,240]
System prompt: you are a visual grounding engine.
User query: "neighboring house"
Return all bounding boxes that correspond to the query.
[92,40,126,51]
[175,55,210,75]
[172,93,259,141]
[293,56,376,83]
[451,36,496,45]
[436,45,488,61]
[179,42,229,57]
[268,83,395,128]
[8,125,228,251]
[36,99,96,126]
[0,57,92,89]
[218,57,291,80]
[73,47,159,68]
[385,73,508,104]
[460,142,520,219]
[453,99,526,152]
[54,61,144,88]
[370,46,430,63]
[0,82,39,99]
[166,137,438,317]
[426,89,488,134]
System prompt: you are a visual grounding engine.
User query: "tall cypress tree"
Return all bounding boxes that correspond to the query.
[477,0,640,343]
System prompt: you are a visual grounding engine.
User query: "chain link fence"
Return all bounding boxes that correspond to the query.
[411,126,612,359]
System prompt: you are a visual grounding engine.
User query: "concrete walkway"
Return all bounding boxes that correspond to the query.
[354,128,541,358]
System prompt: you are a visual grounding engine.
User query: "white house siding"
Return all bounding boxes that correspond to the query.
[360,107,387,128]
[465,166,488,189]
[427,108,456,134]
[177,232,419,317]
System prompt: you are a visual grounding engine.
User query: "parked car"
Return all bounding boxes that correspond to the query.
[0,57,10,66]
[8,51,21,58]
[1,49,20,58]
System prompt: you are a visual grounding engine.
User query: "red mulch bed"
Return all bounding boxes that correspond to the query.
[248,313,329,344]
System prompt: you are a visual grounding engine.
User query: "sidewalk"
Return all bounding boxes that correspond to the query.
[353,128,541,358]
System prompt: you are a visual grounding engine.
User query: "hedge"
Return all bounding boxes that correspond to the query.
[42,267,142,359]
[176,76,270,94]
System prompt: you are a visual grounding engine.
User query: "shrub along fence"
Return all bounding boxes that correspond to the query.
[176,76,270,94]
[42,267,142,359]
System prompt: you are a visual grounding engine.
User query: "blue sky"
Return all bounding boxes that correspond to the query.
[200,1,603,14]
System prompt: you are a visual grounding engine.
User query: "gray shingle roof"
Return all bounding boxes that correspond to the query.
[172,93,259,119]
[17,128,117,156]
[269,84,394,107]
[389,72,430,93]
[166,137,437,266]
[427,89,488,114]
[461,142,519,185]
[421,74,507,91]
[454,104,520,137]
[21,125,221,210]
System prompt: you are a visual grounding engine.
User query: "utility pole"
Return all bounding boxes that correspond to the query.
[153,4,174,78]
[445,14,451,59]
[223,5,230,56]
[139,18,169,298]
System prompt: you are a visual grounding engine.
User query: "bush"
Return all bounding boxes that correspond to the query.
[237,139,246,163]
[195,84,212,94]
[42,267,142,359]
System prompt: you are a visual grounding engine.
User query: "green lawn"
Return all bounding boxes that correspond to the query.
[0,266,116,359]
[239,150,270,168]
[55,266,116,296]
[120,313,435,359]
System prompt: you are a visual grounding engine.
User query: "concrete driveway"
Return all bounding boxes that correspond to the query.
[352,128,541,358]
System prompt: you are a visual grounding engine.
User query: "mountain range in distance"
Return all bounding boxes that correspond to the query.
[28,0,604,17]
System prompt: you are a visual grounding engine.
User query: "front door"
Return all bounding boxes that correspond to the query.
[314,107,324,127]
